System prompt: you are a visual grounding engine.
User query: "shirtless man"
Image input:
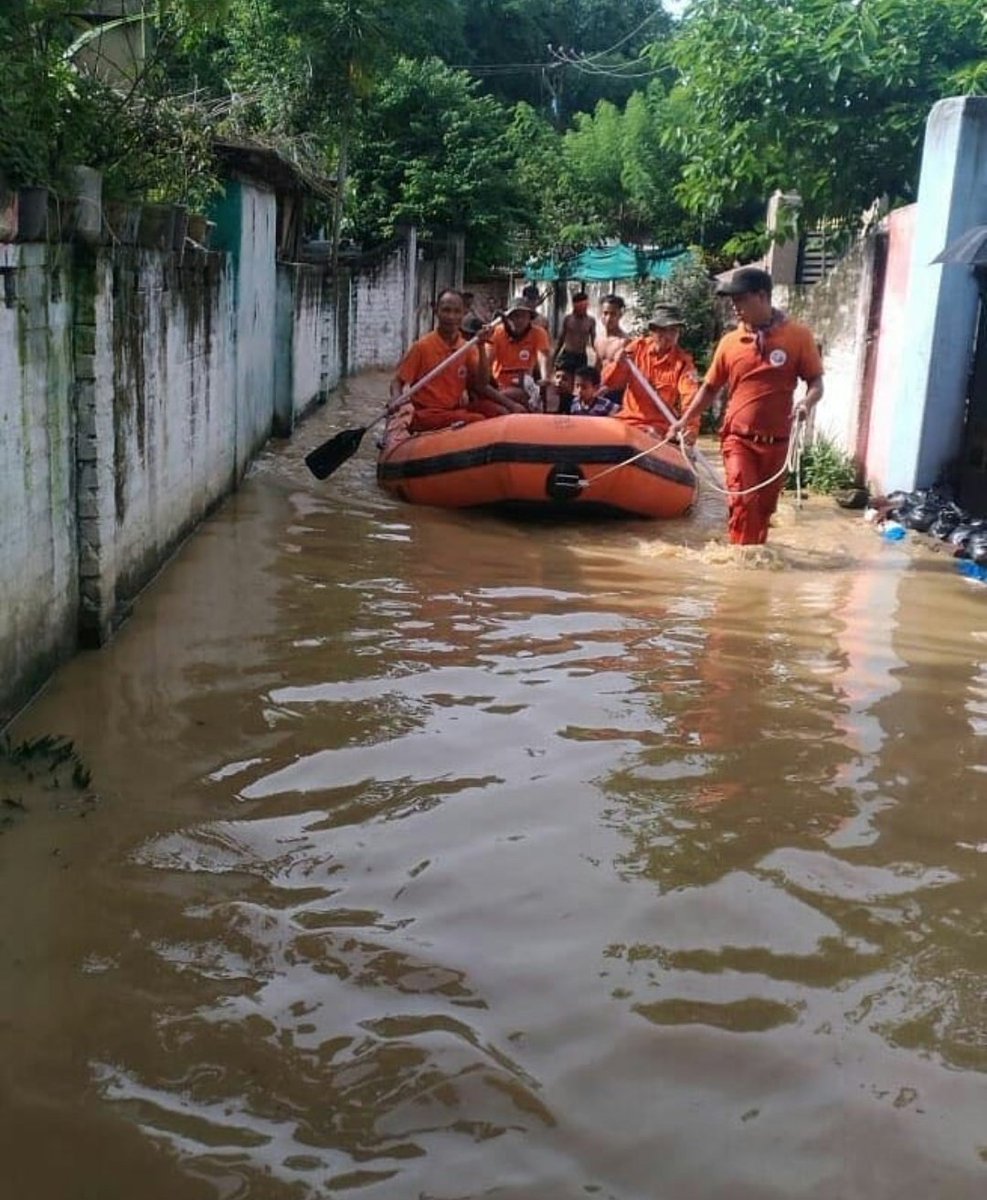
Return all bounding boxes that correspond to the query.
[554,291,597,372]
[594,293,630,367]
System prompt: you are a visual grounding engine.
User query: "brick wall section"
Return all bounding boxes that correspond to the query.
[348,233,414,372]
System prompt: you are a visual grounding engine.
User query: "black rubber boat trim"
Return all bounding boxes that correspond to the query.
[377,440,696,487]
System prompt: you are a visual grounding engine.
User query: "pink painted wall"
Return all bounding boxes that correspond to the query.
[866,205,916,492]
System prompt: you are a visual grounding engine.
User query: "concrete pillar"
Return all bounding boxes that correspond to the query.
[765,190,801,285]
[74,247,118,647]
[890,97,987,490]
[400,223,418,348]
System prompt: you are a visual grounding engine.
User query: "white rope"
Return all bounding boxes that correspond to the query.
[580,428,677,489]
[688,414,807,504]
[612,356,808,505]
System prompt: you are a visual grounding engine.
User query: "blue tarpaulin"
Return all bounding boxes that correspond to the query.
[526,244,691,282]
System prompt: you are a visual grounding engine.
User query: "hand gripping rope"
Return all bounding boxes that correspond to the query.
[581,358,807,506]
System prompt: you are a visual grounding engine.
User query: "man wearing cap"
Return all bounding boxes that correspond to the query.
[483,295,553,411]
[601,303,701,437]
[671,266,824,545]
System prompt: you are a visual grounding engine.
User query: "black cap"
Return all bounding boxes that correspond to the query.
[716,266,773,296]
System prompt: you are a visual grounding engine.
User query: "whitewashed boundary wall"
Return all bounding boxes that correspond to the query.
[1,191,460,725]
[775,234,880,470]
[0,243,78,715]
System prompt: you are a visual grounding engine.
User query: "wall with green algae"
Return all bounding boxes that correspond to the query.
[0,193,460,726]
[0,242,78,725]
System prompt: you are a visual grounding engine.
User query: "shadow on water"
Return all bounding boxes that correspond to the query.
[4,372,987,1198]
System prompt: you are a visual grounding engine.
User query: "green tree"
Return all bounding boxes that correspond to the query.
[348,57,523,272]
[660,0,987,234]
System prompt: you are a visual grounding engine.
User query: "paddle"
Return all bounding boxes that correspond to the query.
[305,333,484,480]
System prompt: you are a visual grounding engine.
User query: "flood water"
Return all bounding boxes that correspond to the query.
[3,372,987,1199]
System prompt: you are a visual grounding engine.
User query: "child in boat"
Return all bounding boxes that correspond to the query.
[570,365,620,416]
[542,364,575,414]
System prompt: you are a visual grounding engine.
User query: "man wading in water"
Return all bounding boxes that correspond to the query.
[671,267,824,546]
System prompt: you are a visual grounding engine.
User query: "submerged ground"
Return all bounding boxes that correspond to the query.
[3,373,987,1198]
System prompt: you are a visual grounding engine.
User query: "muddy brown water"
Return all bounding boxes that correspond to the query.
[3,372,987,1199]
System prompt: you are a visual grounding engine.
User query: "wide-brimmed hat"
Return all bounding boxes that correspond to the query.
[648,303,686,329]
[716,266,773,296]
[505,295,536,316]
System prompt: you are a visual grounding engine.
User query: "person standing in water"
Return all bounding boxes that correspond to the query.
[671,267,824,546]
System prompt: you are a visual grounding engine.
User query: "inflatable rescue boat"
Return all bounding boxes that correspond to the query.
[377,411,697,518]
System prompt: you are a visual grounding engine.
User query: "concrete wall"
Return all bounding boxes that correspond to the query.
[0,243,78,714]
[80,248,238,643]
[866,206,917,493]
[890,97,987,491]
[776,235,878,465]
[1,190,459,725]
[348,232,415,372]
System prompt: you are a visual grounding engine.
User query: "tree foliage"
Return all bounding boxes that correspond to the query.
[661,0,987,227]
[348,57,523,272]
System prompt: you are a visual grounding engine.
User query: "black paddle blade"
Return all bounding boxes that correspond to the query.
[304,425,368,480]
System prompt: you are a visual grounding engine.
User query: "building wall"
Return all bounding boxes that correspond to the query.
[891,97,987,491]
[865,206,917,493]
[1,189,458,725]
[0,243,78,715]
[776,235,877,464]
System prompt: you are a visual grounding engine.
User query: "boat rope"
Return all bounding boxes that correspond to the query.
[585,357,809,507]
[578,414,805,506]
[579,429,678,488]
[686,414,808,506]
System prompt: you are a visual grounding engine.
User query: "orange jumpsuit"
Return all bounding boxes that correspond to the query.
[395,330,486,432]
[601,337,701,437]
[704,315,823,544]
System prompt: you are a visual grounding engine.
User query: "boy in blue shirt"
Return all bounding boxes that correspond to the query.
[570,365,620,416]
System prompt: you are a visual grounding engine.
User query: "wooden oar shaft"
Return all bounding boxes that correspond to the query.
[380,333,481,423]
[625,357,718,479]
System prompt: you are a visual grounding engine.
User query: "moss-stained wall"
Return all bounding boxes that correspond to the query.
[1,197,460,726]
[775,235,878,463]
[0,244,77,723]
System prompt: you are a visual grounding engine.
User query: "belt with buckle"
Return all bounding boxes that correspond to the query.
[730,428,786,445]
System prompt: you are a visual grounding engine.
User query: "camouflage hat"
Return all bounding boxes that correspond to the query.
[648,303,686,329]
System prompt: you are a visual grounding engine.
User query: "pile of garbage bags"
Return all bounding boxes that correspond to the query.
[866,490,987,564]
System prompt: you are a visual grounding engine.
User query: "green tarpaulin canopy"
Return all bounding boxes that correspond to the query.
[526,244,690,283]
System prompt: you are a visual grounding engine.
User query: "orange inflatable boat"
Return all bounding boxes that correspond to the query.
[377,411,697,518]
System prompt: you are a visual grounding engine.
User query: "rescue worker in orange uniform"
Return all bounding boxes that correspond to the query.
[671,267,824,545]
[390,289,507,433]
[601,303,701,437]
[482,295,553,411]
